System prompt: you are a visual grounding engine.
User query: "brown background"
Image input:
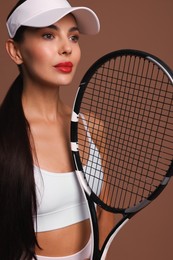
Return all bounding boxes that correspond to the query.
[0,0,173,259]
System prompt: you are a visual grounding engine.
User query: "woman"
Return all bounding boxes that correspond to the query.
[1,0,114,259]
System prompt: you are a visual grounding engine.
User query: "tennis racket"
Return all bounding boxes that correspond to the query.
[70,49,173,260]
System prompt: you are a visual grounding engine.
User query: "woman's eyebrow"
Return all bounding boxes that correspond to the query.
[47,24,79,32]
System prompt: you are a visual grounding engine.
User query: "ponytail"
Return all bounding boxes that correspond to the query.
[0,75,38,259]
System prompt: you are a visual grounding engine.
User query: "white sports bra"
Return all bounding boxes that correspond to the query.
[34,114,103,232]
[34,166,90,232]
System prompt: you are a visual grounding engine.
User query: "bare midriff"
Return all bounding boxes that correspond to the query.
[35,219,91,257]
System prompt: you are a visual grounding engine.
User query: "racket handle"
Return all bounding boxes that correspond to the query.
[86,194,100,260]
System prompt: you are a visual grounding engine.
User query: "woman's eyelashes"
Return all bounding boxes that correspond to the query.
[42,33,55,40]
[41,31,79,43]
[69,34,80,43]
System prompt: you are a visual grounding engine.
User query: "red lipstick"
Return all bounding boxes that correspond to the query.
[54,62,73,73]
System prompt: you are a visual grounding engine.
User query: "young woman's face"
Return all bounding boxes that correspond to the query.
[17,14,81,88]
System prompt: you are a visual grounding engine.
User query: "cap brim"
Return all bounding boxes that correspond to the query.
[21,7,100,35]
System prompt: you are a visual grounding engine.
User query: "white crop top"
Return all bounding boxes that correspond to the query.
[34,167,90,232]
[34,114,103,232]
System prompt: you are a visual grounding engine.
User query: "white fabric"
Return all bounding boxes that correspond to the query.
[6,0,100,38]
[34,166,90,232]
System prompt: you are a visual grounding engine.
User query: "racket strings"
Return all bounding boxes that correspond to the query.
[77,55,173,210]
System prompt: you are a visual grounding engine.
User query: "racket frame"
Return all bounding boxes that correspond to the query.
[71,49,173,259]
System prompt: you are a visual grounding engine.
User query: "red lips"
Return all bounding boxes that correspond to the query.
[54,62,73,73]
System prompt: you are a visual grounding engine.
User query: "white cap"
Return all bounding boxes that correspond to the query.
[6,0,100,38]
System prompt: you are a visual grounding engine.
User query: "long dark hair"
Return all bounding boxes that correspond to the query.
[0,1,39,259]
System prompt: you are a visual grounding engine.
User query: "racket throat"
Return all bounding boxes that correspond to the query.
[100,215,130,260]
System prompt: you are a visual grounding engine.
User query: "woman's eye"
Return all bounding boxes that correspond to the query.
[70,35,79,43]
[42,33,54,40]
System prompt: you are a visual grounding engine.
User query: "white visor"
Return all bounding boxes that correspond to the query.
[6,0,100,38]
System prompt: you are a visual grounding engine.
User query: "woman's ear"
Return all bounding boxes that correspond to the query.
[5,39,23,65]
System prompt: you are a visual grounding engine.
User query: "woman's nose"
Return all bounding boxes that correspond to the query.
[58,39,72,55]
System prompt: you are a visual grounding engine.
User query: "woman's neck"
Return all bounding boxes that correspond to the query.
[21,83,67,122]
